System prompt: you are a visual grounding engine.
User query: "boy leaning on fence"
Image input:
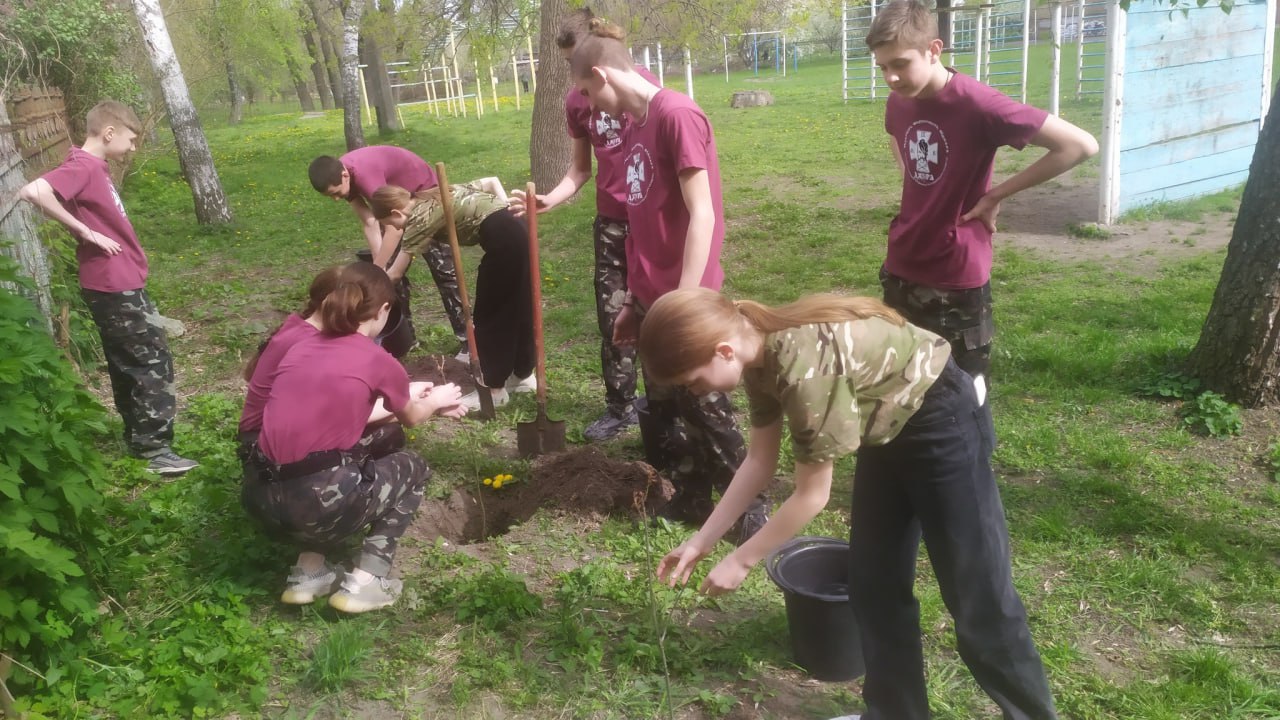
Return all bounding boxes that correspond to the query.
[868,0,1098,382]
[18,100,197,476]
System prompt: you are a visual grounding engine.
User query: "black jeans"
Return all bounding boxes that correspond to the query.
[849,360,1056,720]
[472,210,535,388]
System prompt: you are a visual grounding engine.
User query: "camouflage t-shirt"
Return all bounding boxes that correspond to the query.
[400,182,508,254]
[743,320,951,464]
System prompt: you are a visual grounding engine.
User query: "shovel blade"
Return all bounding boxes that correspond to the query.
[517,415,566,457]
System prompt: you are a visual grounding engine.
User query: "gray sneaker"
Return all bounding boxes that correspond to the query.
[280,563,340,604]
[144,450,199,476]
[328,573,403,614]
[583,406,639,441]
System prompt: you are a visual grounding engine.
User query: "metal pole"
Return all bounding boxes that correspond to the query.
[1050,1,1062,116]
[684,46,694,100]
[1021,0,1032,102]
[841,2,848,102]
[1076,0,1086,99]
[1098,0,1126,224]
[657,42,664,87]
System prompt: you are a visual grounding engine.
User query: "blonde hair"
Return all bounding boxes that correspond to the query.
[85,101,141,137]
[865,0,939,52]
[369,184,443,220]
[638,288,905,383]
[569,18,632,79]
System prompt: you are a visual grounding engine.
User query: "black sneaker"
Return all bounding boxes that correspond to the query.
[583,406,639,441]
[144,450,199,476]
[732,504,770,547]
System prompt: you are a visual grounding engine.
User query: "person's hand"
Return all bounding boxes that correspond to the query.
[410,381,435,398]
[422,382,463,416]
[438,403,469,420]
[507,189,548,218]
[77,226,122,255]
[612,304,638,347]
[960,193,1002,233]
[656,539,711,587]
[699,553,752,597]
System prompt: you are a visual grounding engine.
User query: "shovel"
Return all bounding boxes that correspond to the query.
[517,181,566,456]
[436,162,495,420]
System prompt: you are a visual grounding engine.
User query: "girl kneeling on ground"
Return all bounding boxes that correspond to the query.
[242,262,466,614]
[370,180,535,411]
[647,288,1057,720]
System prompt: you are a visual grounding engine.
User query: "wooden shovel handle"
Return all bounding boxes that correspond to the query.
[436,163,479,368]
[526,181,548,407]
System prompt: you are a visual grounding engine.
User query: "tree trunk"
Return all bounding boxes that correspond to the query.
[302,27,335,109]
[286,52,318,112]
[360,34,402,133]
[225,58,246,124]
[0,101,55,333]
[312,0,344,105]
[132,0,234,224]
[530,0,571,191]
[1186,79,1280,407]
[340,0,366,150]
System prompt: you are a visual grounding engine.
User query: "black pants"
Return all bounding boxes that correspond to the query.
[849,360,1056,720]
[471,210,536,388]
[81,288,176,457]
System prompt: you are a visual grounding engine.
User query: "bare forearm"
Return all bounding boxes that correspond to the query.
[19,180,84,235]
[540,169,591,210]
[678,210,714,288]
[988,148,1090,204]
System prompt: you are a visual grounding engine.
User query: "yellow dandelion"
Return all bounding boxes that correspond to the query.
[483,477,493,486]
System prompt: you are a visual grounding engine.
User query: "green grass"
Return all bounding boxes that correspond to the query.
[12,48,1280,719]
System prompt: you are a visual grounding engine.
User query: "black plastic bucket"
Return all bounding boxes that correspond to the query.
[765,536,865,681]
[355,249,414,358]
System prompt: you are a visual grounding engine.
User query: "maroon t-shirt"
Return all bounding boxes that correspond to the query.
[621,89,726,308]
[564,65,661,220]
[340,145,438,202]
[258,332,410,464]
[41,147,148,293]
[885,70,1048,289]
[238,314,318,433]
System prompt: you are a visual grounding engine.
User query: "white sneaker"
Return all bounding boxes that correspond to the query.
[280,562,340,604]
[460,386,509,411]
[328,573,403,613]
[504,373,537,394]
[828,716,861,720]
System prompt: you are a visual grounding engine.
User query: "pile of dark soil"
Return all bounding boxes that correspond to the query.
[409,447,675,545]
[402,353,477,391]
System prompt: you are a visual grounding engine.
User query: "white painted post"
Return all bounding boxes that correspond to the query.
[1076,0,1086,99]
[526,35,537,93]
[684,46,694,100]
[781,34,787,77]
[1262,0,1276,128]
[358,65,372,125]
[1050,1,1062,116]
[974,7,985,81]
[981,5,992,83]
[426,67,439,117]
[1098,0,1126,225]
[449,33,466,118]
[474,60,484,117]
[870,1,879,99]
[490,66,499,113]
[841,2,848,102]
[512,53,521,110]
[643,46,651,71]
[724,36,730,82]
[657,42,665,87]
[1021,0,1032,102]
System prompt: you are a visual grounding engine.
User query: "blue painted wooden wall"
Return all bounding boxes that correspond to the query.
[1117,0,1270,213]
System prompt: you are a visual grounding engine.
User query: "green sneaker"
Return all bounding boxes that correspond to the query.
[328,574,403,614]
[280,563,340,604]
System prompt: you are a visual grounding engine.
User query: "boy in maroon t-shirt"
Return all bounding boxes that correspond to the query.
[509,8,661,441]
[869,0,1097,382]
[308,146,468,357]
[18,101,197,476]
[570,21,767,544]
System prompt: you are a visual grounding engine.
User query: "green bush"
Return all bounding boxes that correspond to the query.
[1181,391,1243,438]
[0,257,108,670]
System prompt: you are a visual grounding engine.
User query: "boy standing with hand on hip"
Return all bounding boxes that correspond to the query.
[869,0,1098,381]
[570,20,767,543]
[18,100,197,476]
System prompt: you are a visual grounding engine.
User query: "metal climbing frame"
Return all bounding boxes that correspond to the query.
[944,0,1032,101]
[1075,0,1109,99]
[842,1,884,100]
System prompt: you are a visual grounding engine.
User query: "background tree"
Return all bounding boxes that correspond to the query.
[132,0,233,224]
[340,0,367,150]
[529,0,569,190]
[1185,79,1280,407]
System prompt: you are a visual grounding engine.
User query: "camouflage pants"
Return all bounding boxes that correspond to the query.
[81,288,176,457]
[241,433,426,577]
[634,303,745,499]
[594,215,638,413]
[880,267,994,379]
[423,240,468,343]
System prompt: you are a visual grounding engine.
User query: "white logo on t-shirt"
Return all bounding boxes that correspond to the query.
[594,112,622,149]
[110,185,129,219]
[625,144,654,205]
[904,120,948,186]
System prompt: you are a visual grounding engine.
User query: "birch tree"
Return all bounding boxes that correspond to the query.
[340,0,367,150]
[131,0,233,224]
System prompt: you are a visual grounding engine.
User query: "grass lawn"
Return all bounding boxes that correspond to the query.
[13,45,1280,719]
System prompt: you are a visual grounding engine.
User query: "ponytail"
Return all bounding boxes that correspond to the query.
[242,265,345,380]
[315,262,396,336]
[638,288,904,383]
